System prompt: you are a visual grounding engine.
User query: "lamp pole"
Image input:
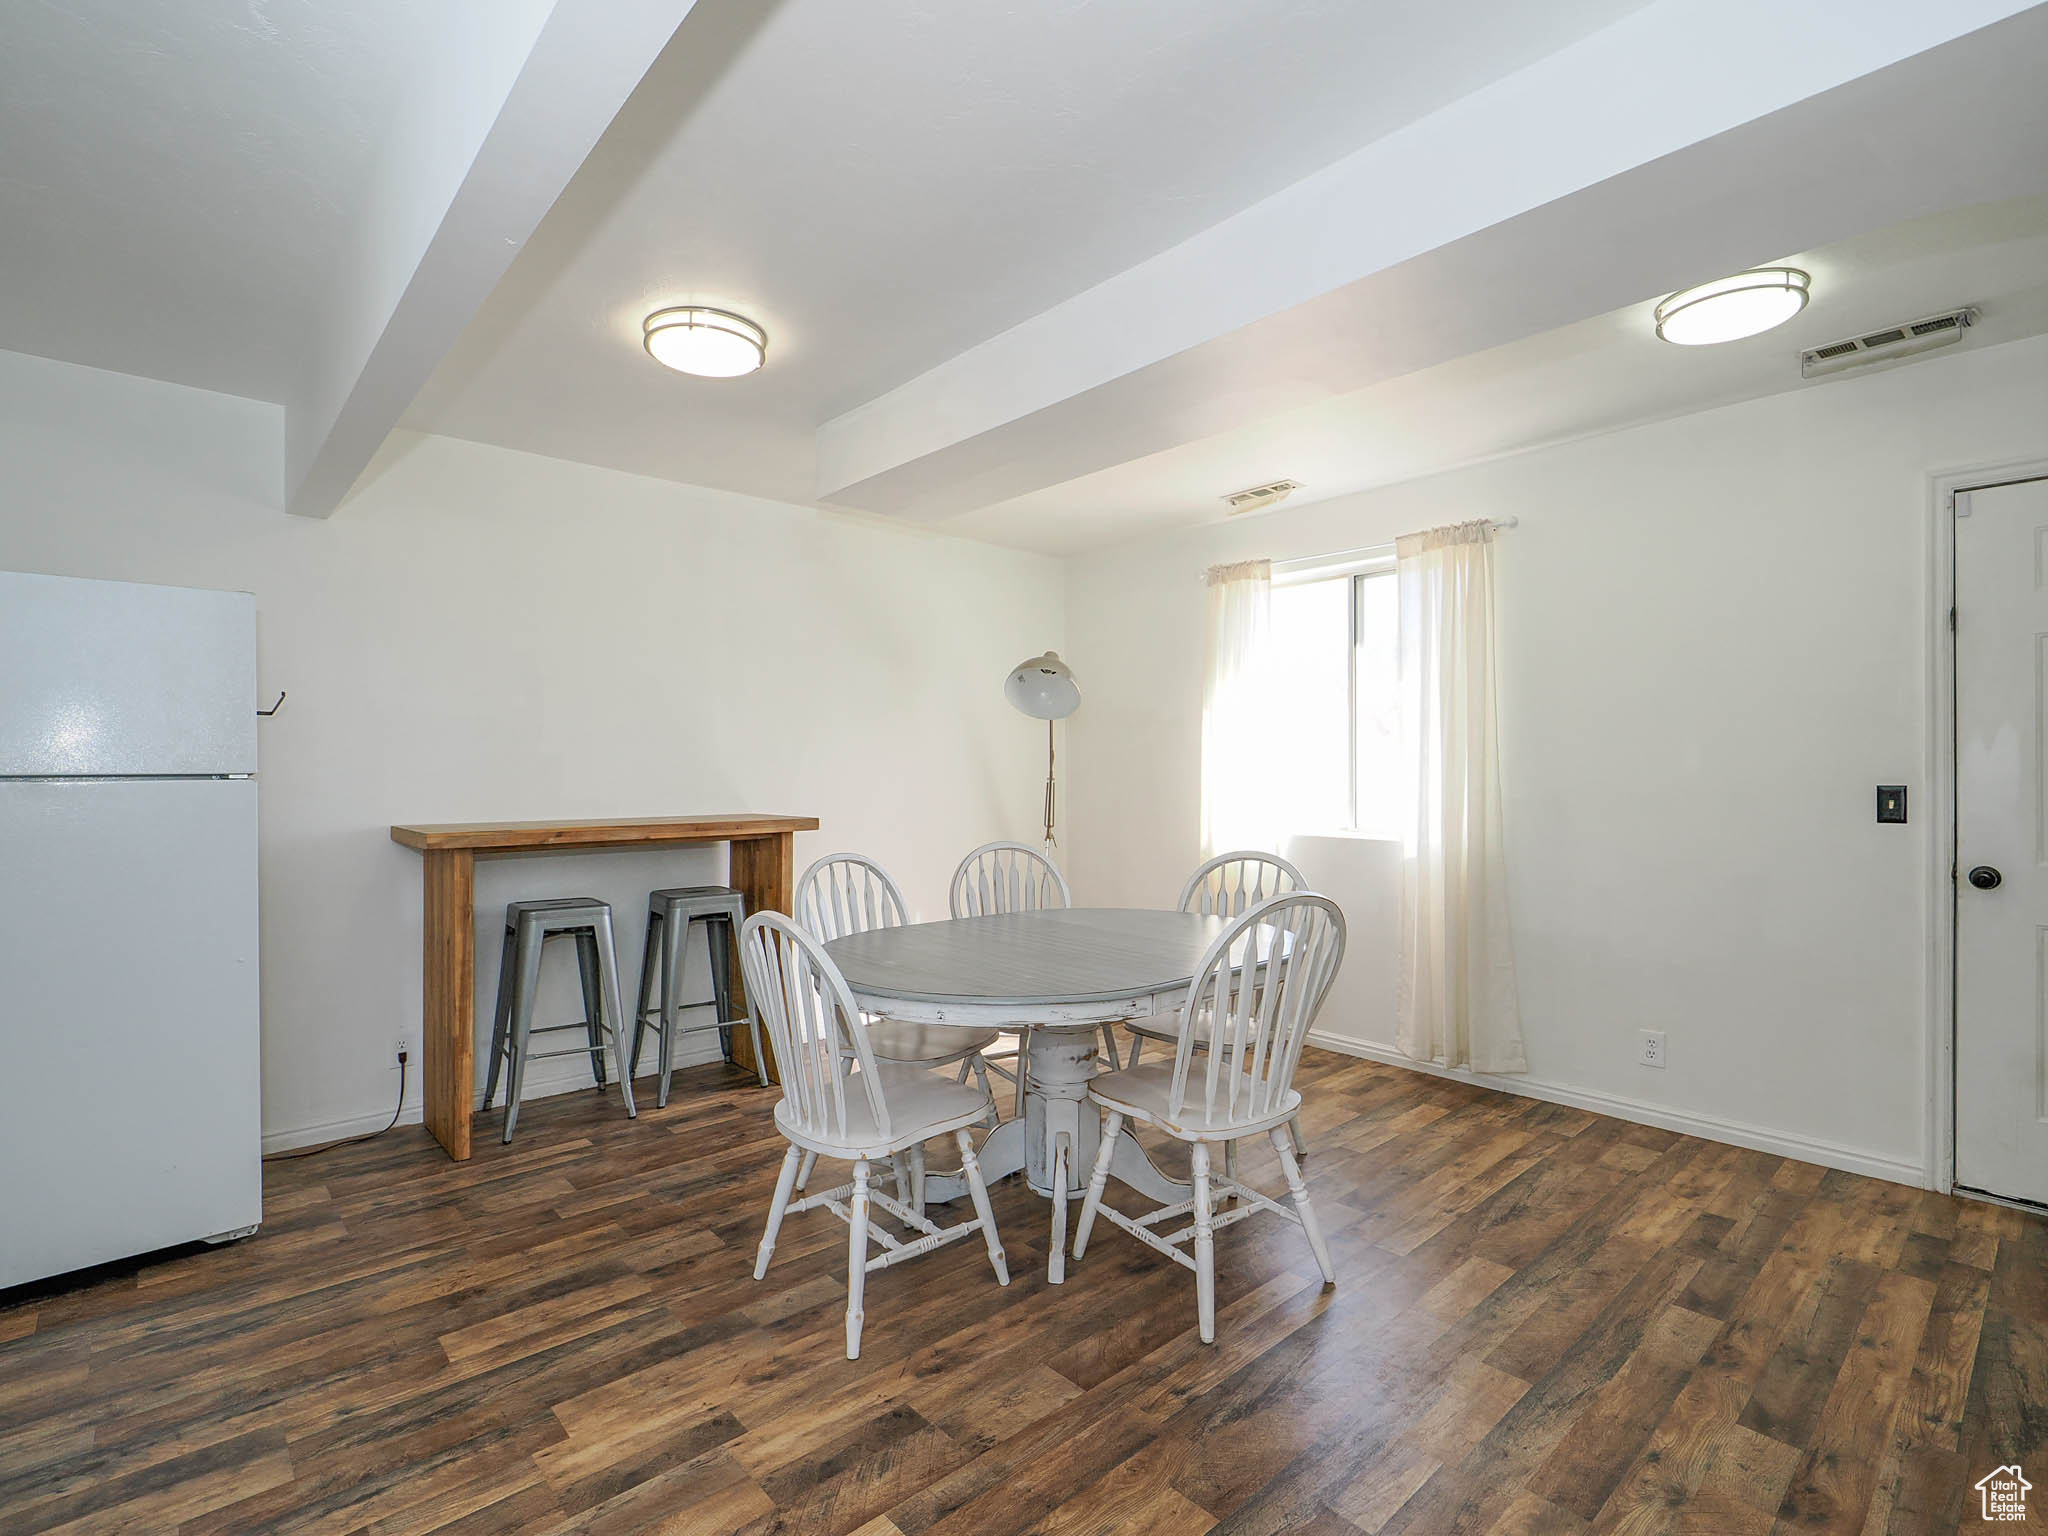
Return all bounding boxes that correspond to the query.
[1044,718,1057,848]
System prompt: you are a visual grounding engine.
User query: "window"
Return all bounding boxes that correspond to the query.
[1266,561,1402,840]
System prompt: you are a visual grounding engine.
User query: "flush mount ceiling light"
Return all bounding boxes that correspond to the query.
[1653,267,1811,346]
[643,306,767,377]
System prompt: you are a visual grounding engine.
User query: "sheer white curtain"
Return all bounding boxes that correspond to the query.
[1201,559,1278,856]
[1395,521,1525,1072]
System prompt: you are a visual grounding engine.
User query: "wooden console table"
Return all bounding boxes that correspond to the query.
[390,814,817,1161]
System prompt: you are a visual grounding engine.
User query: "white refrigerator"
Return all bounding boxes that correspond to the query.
[0,570,262,1290]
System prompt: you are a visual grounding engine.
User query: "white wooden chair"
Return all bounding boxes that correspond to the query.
[949,841,1121,1103]
[743,911,1009,1359]
[1125,851,1309,1157]
[1071,893,1346,1343]
[794,852,1005,1185]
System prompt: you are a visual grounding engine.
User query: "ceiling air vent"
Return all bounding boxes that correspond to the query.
[1223,479,1303,515]
[1801,307,1977,379]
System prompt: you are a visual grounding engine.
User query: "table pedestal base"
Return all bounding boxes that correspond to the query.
[920,1025,1189,1282]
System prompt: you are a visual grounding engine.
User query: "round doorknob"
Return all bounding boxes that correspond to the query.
[1969,865,2003,890]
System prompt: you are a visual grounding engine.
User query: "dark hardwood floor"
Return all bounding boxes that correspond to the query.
[2,1050,2043,1534]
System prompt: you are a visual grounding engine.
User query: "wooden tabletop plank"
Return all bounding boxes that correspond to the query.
[824,908,1229,1007]
[389,814,818,852]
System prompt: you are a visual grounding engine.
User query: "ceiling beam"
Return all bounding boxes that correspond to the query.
[814,0,2047,521]
[285,0,699,518]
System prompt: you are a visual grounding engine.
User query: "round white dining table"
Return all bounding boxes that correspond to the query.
[823,906,1228,1283]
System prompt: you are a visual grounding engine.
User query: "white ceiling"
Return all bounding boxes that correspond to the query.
[949,198,2048,553]
[404,0,1659,506]
[804,1,2048,529]
[0,0,425,403]
[4,1,2046,549]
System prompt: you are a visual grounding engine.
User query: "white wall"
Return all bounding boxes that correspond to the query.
[1066,332,2048,1187]
[0,349,1064,1147]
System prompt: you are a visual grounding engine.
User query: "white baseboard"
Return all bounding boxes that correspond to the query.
[264,1100,426,1154]
[260,1039,726,1156]
[1306,1030,1929,1190]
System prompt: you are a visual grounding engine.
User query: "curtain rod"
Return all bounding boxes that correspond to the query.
[1267,517,1518,575]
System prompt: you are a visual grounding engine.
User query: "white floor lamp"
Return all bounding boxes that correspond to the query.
[1005,651,1079,849]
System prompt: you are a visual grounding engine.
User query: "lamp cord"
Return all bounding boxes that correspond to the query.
[265,1052,407,1161]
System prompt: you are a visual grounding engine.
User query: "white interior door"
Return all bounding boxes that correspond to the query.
[1955,476,2048,1205]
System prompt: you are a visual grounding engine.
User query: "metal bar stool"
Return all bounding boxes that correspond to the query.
[631,885,766,1107]
[483,897,636,1143]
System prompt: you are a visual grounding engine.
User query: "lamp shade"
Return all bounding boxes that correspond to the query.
[1005,651,1080,720]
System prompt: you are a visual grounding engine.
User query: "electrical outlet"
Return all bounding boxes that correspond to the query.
[394,1032,413,1067]
[1638,1029,1666,1069]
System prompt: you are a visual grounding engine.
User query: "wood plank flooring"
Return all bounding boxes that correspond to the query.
[2,1051,2044,1534]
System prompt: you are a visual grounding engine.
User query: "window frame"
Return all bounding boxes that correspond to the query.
[1271,547,1396,836]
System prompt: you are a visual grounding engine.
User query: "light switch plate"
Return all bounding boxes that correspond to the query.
[1877,785,1908,824]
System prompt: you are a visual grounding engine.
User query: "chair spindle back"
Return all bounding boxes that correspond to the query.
[949,841,1072,917]
[1169,894,1346,1129]
[795,853,909,942]
[1178,850,1305,918]
[740,912,890,1142]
